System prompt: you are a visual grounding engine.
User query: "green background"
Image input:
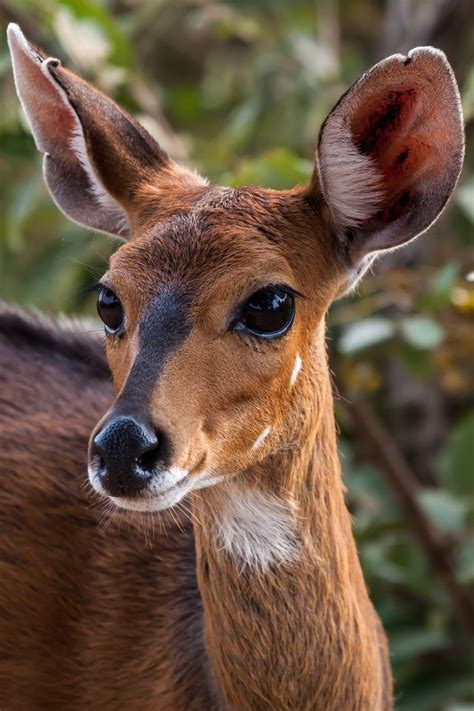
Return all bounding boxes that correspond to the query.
[0,1,473,708]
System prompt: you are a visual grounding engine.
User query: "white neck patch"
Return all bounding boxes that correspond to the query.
[212,486,299,571]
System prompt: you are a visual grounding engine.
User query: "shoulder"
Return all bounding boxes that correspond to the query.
[0,302,109,381]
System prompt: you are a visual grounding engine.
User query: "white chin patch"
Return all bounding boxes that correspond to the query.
[88,464,223,512]
[110,482,192,512]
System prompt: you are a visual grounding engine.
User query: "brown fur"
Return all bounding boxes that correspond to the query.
[1,26,465,710]
[0,309,214,710]
[0,187,391,710]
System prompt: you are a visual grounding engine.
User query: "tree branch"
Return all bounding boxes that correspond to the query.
[338,386,474,640]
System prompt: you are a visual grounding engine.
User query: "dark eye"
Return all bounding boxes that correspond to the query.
[235,286,295,339]
[97,287,124,335]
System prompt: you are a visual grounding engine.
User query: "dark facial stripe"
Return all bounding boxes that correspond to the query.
[116,288,193,415]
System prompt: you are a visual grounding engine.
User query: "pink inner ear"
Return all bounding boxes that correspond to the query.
[350,85,436,221]
[14,50,76,152]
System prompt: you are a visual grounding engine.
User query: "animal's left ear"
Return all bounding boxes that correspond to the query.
[313,47,464,273]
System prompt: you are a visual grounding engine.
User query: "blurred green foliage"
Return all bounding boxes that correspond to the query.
[0,1,473,708]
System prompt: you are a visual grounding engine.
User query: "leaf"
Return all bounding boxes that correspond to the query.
[394,342,435,380]
[456,178,474,223]
[0,131,36,160]
[360,541,410,585]
[390,627,448,664]
[461,65,474,123]
[418,490,469,533]
[399,316,444,350]
[421,262,460,311]
[54,8,111,71]
[431,262,460,295]
[226,98,262,145]
[339,317,394,353]
[228,148,312,190]
[395,673,474,711]
[54,0,133,67]
[439,413,474,496]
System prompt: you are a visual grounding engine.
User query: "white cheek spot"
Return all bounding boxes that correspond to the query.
[212,486,299,570]
[290,354,302,387]
[251,426,271,451]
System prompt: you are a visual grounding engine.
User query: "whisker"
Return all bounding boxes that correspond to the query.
[176,500,200,528]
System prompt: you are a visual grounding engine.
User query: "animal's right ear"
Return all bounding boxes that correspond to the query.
[7,24,205,239]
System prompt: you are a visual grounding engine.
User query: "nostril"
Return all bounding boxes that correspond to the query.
[136,443,160,472]
[90,438,104,465]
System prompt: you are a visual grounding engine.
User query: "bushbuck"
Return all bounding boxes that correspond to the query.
[0,23,464,711]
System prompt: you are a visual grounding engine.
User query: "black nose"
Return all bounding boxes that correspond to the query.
[91,416,162,497]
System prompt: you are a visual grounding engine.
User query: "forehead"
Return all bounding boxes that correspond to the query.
[109,187,320,295]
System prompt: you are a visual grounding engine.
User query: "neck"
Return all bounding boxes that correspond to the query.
[192,353,391,710]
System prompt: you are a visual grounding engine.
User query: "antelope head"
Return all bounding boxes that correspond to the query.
[8,24,464,519]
